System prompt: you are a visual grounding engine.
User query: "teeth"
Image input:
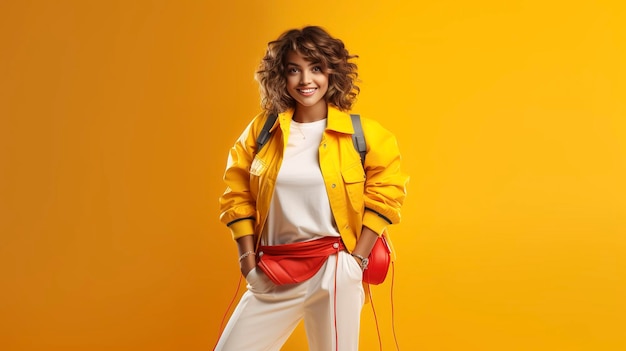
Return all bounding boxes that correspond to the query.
[299,88,315,93]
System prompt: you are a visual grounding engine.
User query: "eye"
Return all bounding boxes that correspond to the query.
[312,66,322,72]
[287,67,300,74]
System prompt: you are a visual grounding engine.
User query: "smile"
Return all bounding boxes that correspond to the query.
[297,88,317,96]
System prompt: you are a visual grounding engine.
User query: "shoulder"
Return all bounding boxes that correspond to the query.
[238,111,275,137]
[357,115,397,142]
[231,112,273,152]
[250,111,271,128]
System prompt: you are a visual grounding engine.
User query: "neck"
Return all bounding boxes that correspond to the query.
[292,103,328,123]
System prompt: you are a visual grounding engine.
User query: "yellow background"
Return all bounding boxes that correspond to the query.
[1,1,625,350]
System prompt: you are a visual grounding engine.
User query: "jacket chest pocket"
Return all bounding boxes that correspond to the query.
[341,162,366,211]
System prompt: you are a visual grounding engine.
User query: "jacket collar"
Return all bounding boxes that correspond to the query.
[326,105,354,134]
[276,105,354,134]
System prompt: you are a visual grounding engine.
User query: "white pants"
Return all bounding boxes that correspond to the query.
[215,251,365,351]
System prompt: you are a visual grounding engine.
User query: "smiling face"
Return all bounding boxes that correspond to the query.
[285,50,329,118]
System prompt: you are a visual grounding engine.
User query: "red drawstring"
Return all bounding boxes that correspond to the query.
[368,284,383,351]
[333,252,340,351]
[390,261,399,350]
[369,261,400,351]
[213,275,243,351]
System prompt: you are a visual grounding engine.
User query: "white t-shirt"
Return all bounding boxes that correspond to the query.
[263,119,340,245]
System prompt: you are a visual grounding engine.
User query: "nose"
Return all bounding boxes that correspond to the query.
[299,71,311,85]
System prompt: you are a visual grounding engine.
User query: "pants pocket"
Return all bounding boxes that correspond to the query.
[343,252,364,282]
[245,267,275,294]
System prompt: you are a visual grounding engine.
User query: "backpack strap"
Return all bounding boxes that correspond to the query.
[256,113,278,153]
[350,114,366,167]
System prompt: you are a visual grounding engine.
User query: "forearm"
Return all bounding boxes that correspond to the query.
[236,234,256,277]
[351,226,379,258]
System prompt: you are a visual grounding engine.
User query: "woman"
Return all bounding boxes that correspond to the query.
[216,26,408,351]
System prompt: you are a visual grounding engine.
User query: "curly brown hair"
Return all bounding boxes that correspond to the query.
[255,26,359,114]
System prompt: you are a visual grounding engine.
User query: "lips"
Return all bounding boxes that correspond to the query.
[297,88,317,96]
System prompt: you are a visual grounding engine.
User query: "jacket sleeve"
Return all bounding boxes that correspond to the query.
[218,115,262,240]
[361,119,409,235]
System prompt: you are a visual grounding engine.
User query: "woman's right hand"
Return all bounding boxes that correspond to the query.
[240,254,257,277]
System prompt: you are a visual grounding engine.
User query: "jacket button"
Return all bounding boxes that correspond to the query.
[331,184,336,188]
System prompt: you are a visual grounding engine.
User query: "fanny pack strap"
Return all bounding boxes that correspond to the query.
[258,237,345,257]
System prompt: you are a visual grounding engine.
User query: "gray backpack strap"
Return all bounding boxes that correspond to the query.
[350,114,366,166]
[256,113,278,152]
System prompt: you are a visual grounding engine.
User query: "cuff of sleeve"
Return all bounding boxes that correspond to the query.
[229,219,255,240]
[363,211,388,235]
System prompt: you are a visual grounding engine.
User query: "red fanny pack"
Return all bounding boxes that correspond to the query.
[257,237,345,285]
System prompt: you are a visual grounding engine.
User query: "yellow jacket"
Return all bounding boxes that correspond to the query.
[219,105,408,251]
